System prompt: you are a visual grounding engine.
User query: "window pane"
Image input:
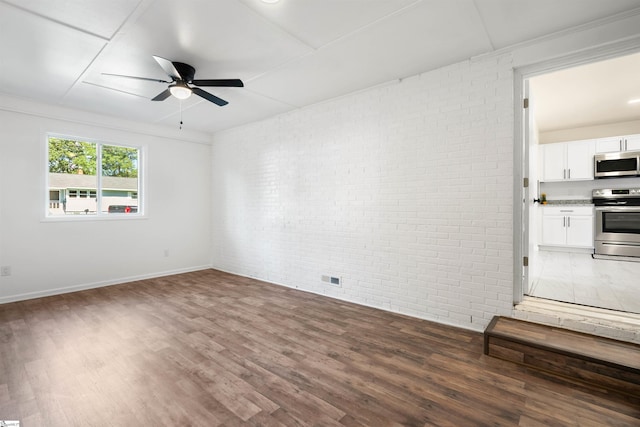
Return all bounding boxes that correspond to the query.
[48,138,97,216]
[101,145,139,214]
[46,137,141,218]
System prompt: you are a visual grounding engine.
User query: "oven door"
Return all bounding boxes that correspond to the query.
[595,207,640,257]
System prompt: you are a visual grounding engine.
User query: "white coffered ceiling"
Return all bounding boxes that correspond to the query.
[1,0,640,134]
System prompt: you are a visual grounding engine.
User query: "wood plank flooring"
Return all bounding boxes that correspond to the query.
[1,269,639,426]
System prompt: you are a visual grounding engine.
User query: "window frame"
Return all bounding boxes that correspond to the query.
[44,133,145,221]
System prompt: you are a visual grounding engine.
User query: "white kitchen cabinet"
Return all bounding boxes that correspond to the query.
[540,206,593,249]
[541,143,565,181]
[541,214,567,246]
[627,134,640,150]
[566,141,595,180]
[541,139,595,181]
[565,215,594,247]
[595,134,640,153]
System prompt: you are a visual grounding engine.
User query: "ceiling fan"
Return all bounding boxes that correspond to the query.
[103,55,243,106]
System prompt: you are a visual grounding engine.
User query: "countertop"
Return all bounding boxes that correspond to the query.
[542,199,593,206]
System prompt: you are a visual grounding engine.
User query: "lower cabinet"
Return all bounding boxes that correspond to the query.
[540,206,594,249]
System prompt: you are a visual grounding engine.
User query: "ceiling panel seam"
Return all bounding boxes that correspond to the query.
[61,43,109,102]
[243,0,425,84]
[61,0,157,103]
[470,0,495,51]
[229,0,318,85]
[0,0,110,41]
[102,0,152,40]
[312,0,424,52]
[234,0,316,52]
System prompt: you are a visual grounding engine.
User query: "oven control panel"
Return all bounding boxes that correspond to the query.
[593,188,640,198]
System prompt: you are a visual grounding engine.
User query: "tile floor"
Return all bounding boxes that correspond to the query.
[529,250,640,314]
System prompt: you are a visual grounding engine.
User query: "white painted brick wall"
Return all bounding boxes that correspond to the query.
[211,54,515,331]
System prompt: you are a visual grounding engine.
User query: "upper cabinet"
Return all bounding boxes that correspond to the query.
[595,135,640,153]
[540,134,640,182]
[540,139,595,181]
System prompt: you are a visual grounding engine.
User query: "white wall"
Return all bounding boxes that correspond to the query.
[0,99,212,303]
[211,54,515,331]
[210,10,640,333]
[2,9,638,333]
[540,119,640,144]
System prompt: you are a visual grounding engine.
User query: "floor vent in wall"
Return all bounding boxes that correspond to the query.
[484,316,640,398]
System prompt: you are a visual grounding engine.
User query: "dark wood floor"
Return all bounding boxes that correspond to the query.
[1,270,639,426]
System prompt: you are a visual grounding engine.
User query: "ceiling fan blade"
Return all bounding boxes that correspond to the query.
[192,79,244,87]
[151,89,172,101]
[192,87,228,106]
[102,73,171,84]
[152,55,182,80]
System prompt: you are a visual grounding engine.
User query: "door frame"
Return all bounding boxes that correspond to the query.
[512,42,640,305]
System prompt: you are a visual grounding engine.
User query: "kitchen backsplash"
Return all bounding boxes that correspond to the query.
[540,177,640,200]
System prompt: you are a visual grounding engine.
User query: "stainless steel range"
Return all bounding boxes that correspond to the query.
[593,188,640,257]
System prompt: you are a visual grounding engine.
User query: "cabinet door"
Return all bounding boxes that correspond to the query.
[595,137,623,153]
[566,139,594,180]
[565,215,593,248]
[625,134,640,151]
[542,143,566,181]
[541,215,566,245]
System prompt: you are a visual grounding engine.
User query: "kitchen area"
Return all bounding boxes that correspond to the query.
[527,52,640,315]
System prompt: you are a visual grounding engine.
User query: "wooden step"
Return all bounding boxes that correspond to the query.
[484,316,640,398]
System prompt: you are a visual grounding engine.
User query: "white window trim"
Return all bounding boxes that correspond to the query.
[43,133,147,222]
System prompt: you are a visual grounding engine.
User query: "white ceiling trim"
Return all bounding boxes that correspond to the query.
[472,5,640,64]
[0,94,211,144]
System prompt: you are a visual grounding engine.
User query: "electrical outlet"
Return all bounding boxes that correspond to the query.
[1,266,11,277]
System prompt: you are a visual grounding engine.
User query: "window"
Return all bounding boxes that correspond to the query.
[47,135,142,218]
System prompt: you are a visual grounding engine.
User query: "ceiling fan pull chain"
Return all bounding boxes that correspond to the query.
[179,99,183,129]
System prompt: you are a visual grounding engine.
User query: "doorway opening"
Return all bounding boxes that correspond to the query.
[518,51,640,319]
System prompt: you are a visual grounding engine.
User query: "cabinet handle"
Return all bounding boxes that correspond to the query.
[567,216,571,227]
[568,169,571,179]
[563,217,566,227]
[563,169,566,179]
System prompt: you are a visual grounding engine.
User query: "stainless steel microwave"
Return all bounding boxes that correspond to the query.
[594,151,640,178]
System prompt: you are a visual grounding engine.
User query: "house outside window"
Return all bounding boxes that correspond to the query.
[47,135,142,218]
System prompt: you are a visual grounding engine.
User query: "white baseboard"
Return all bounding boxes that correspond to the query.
[209,266,485,333]
[0,265,213,304]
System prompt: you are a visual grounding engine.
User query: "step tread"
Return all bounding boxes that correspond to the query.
[485,316,640,372]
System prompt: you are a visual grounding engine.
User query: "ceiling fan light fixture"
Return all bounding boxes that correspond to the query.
[169,83,192,100]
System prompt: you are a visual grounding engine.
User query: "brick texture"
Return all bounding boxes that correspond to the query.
[211,54,515,331]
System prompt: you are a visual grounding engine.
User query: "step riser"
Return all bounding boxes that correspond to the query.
[486,336,640,397]
[484,316,640,398]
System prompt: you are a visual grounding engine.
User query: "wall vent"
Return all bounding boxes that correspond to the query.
[321,275,341,287]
